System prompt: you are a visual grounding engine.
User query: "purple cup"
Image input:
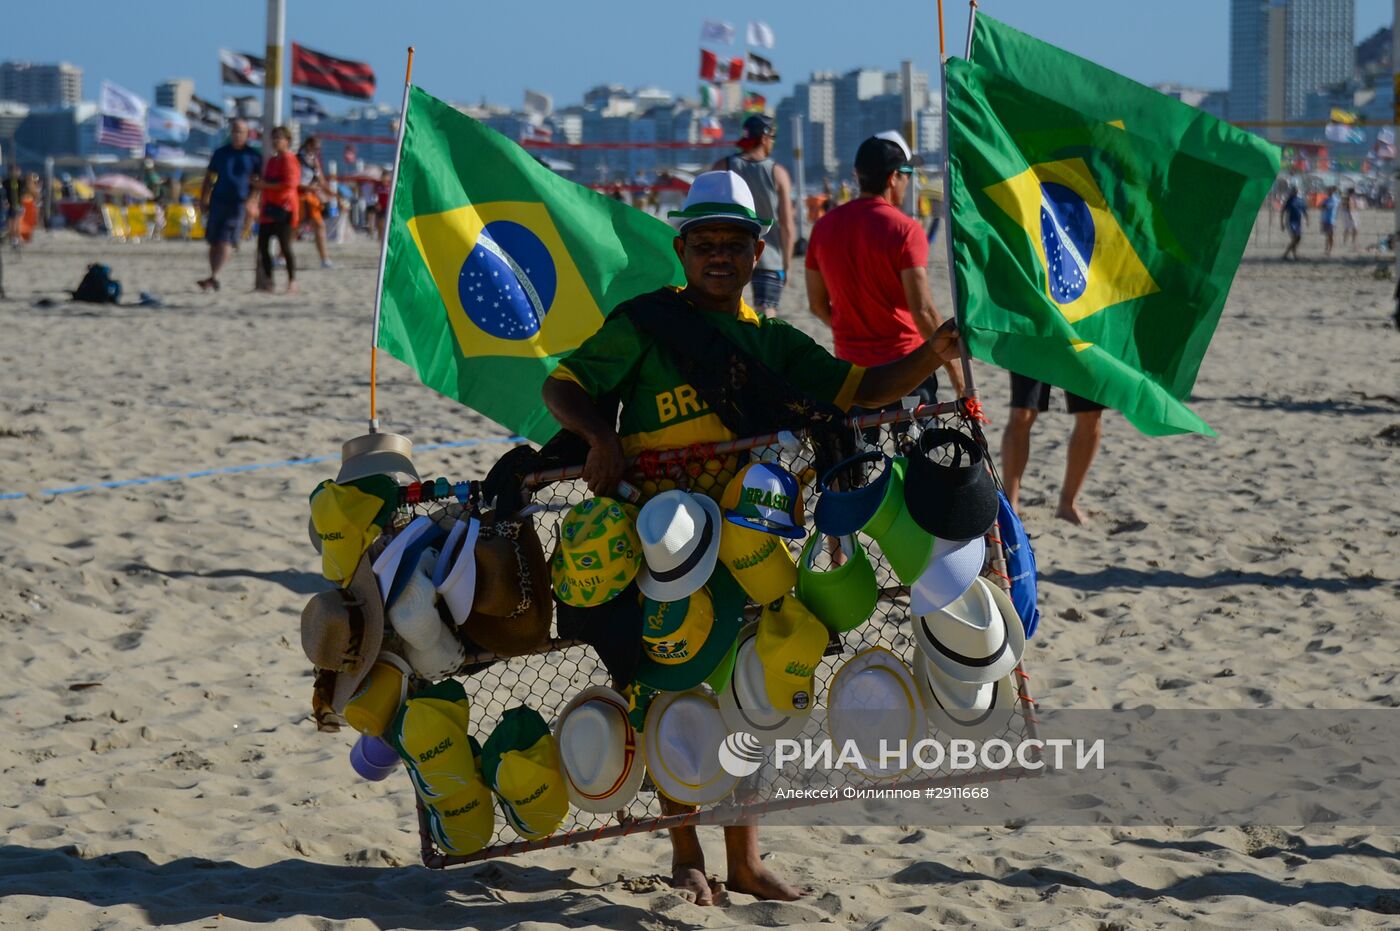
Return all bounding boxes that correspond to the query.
[350,734,401,781]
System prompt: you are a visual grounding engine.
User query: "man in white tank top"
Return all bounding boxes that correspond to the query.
[710,115,795,316]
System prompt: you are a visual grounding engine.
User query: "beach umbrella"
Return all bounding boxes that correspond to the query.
[92,175,154,200]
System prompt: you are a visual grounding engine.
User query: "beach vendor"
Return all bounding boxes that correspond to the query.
[541,170,961,905]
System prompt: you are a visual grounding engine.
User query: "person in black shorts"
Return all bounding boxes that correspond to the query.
[1001,372,1106,525]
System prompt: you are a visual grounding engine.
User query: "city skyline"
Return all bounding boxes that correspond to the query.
[2,0,1392,118]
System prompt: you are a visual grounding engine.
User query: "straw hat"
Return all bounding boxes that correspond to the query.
[301,555,386,713]
[827,647,926,779]
[554,686,646,814]
[667,170,773,236]
[913,577,1025,685]
[718,622,810,743]
[914,651,1020,738]
[636,490,723,602]
[643,688,740,806]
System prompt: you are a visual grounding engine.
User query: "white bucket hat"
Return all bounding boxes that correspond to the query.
[643,688,740,806]
[667,170,774,236]
[913,577,1025,685]
[827,647,925,780]
[554,686,646,814]
[908,535,986,616]
[914,651,1020,738]
[718,622,810,744]
[636,490,723,602]
[386,548,465,680]
[433,515,481,626]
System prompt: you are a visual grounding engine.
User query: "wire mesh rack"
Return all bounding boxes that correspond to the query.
[366,403,1041,867]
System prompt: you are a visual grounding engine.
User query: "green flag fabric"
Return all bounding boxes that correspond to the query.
[377,87,683,444]
[947,15,1280,435]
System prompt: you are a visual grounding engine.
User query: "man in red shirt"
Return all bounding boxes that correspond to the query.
[804,132,963,408]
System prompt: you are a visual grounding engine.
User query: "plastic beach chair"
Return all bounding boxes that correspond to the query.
[101,204,129,242]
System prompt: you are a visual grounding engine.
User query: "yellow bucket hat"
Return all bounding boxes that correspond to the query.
[423,736,495,856]
[309,475,398,586]
[718,519,797,605]
[755,594,829,713]
[388,680,477,803]
[550,497,642,607]
[482,706,570,840]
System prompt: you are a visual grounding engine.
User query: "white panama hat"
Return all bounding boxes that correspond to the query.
[827,647,925,780]
[718,622,811,744]
[914,650,1020,738]
[635,490,723,602]
[667,170,774,236]
[908,535,986,616]
[643,688,740,807]
[433,515,482,627]
[555,686,647,814]
[913,577,1025,685]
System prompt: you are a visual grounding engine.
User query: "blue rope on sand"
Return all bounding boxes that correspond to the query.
[0,436,524,501]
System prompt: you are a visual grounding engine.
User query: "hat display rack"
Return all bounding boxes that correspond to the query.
[352,400,1042,868]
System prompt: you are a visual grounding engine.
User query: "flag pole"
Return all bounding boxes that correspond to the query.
[368,46,415,434]
[938,0,980,400]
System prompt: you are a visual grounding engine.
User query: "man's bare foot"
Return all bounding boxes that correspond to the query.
[727,862,809,901]
[670,863,715,905]
[285,281,299,294]
[1055,503,1088,525]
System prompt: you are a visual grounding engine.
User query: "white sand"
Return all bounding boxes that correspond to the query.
[0,214,1398,929]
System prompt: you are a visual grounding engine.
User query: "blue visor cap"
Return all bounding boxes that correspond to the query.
[813,451,894,537]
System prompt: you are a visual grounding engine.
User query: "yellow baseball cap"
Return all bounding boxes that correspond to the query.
[718,519,797,605]
[309,476,397,586]
[388,680,478,804]
[423,735,495,856]
[754,594,829,712]
[482,706,570,841]
[550,497,642,607]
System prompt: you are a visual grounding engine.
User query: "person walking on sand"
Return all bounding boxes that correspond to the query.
[1341,187,1359,249]
[709,114,794,317]
[543,171,961,906]
[1001,375,1106,525]
[255,126,299,294]
[1281,185,1307,261]
[1321,186,1340,257]
[198,119,261,291]
[297,136,334,268]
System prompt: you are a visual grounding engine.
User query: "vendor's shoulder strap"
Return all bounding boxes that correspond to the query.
[622,288,843,438]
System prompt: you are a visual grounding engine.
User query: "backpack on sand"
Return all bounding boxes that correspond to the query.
[73,264,122,304]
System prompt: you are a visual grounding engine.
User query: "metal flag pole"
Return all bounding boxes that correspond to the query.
[792,112,807,241]
[938,0,980,398]
[367,46,416,434]
[1392,0,1400,307]
[263,0,285,146]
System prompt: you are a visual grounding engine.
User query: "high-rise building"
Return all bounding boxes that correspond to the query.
[0,61,82,107]
[1229,0,1355,126]
[155,78,195,115]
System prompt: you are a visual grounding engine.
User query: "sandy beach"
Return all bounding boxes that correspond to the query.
[1,213,1398,929]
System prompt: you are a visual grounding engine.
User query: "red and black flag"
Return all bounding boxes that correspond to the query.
[291,43,376,100]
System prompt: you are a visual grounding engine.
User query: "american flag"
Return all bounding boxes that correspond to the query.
[98,115,144,150]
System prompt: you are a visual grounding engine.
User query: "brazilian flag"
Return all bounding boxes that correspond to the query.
[378,87,683,443]
[947,16,1280,436]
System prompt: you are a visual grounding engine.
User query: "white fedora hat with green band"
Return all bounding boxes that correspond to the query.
[668,170,774,236]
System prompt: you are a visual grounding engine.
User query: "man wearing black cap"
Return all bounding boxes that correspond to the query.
[710,114,794,316]
[805,132,964,411]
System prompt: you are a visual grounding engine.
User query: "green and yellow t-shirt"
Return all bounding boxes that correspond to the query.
[551,288,864,456]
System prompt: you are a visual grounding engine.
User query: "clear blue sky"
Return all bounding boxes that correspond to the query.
[3,1,1392,112]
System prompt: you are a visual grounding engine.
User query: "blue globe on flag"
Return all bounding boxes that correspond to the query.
[457,221,557,339]
[1039,182,1094,305]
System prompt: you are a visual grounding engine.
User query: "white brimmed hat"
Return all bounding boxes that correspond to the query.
[827,647,925,779]
[667,170,774,236]
[636,490,723,602]
[433,516,482,626]
[718,622,810,744]
[908,535,986,616]
[554,686,646,814]
[913,577,1025,685]
[643,688,740,806]
[914,651,1020,738]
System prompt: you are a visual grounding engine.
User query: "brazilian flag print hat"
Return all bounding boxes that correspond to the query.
[481,706,570,841]
[550,497,642,608]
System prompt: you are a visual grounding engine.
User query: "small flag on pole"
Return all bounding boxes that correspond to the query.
[743,91,767,113]
[699,83,721,110]
[727,57,745,82]
[97,115,145,150]
[99,80,147,122]
[747,20,775,49]
[746,52,780,83]
[699,49,718,82]
[292,94,330,123]
[701,19,735,44]
[292,43,376,100]
[219,49,266,87]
